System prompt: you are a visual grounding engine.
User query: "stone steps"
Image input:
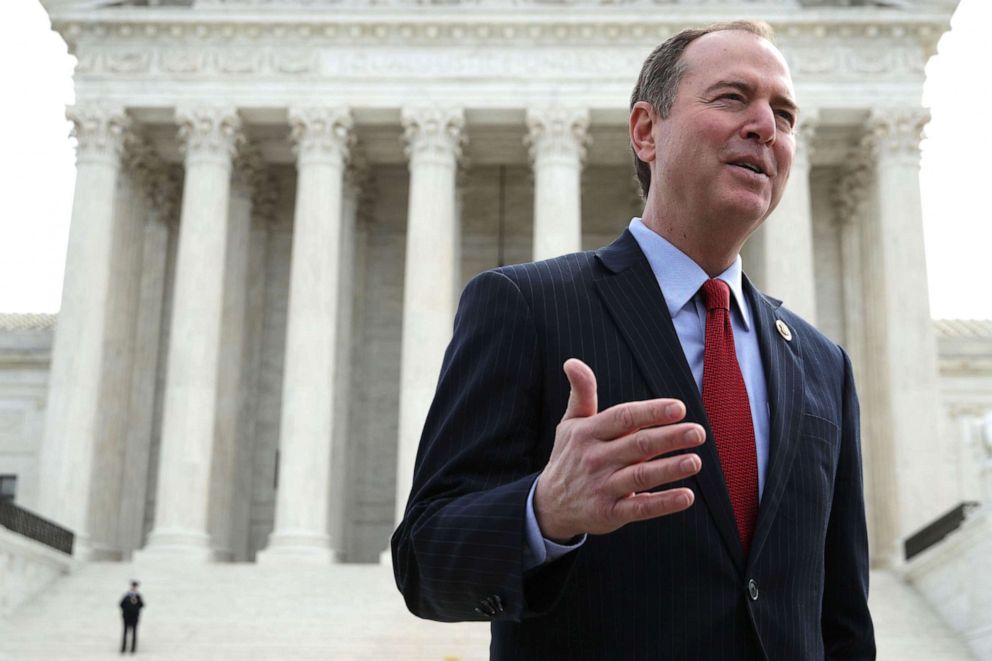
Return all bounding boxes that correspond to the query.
[0,562,977,660]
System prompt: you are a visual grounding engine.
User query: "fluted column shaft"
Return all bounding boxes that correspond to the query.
[860,107,948,564]
[329,160,366,551]
[207,145,260,561]
[142,107,241,559]
[527,107,589,260]
[393,107,464,526]
[37,106,130,558]
[259,108,352,563]
[758,114,818,321]
[118,152,181,559]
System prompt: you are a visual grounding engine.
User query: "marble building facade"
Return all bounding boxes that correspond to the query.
[5,0,981,578]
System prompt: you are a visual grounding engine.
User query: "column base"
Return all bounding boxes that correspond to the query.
[72,536,123,562]
[134,528,214,564]
[256,531,338,565]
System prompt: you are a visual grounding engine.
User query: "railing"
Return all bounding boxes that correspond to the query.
[904,501,981,561]
[0,500,74,556]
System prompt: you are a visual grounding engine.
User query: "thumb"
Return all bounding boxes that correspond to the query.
[562,358,598,421]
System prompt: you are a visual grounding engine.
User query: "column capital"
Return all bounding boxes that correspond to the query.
[232,141,266,194]
[792,109,819,166]
[154,166,184,229]
[121,132,159,188]
[67,105,130,165]
[525,106,590,165]
[176,106,243,164]
[251,171,280,226]
[347,154,378,228]
[863,107,929,162]
[343,149,370,192]
[831,146,873,227]
[401,106,465,164]
[121,134,182,226]
[289,106,353,166]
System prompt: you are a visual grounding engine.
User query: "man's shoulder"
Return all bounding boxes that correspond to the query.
[473,249,605,294]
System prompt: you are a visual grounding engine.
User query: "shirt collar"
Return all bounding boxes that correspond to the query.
[627,217,751,330]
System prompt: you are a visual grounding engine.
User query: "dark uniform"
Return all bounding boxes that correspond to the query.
[119,589,144,654]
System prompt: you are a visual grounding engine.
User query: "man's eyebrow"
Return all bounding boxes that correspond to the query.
[703,79,799,115]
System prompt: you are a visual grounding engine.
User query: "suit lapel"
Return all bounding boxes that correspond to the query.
[594,231,745,572]
[744,278,805,565]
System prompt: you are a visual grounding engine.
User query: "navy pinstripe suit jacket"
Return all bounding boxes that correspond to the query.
[392,229,875,660]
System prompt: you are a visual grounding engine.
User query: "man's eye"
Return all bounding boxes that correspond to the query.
[720,93,745,103]
[776,110,796,127]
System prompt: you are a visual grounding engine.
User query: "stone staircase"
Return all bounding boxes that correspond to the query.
[0,562,977,660]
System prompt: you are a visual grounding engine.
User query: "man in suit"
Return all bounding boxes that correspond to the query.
[392,20,875,660]
[119,580,144,654]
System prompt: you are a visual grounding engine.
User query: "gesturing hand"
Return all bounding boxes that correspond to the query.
[533,358,705,543]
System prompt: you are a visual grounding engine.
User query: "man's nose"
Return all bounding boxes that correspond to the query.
[741,104,776,144]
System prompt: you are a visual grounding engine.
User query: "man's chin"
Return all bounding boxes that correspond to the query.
[714,195,770,230]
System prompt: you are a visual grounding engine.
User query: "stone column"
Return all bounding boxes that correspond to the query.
[36,106,130,559]
[393,106,465,527]
[982,412,992,508]
[229,167,276,562]
[141,107,242,560]
[329,158,366,553]
[831,149,894,564]
[118,151,182,559]
[526,107,589,260]
[859,107,947,565]
[748,113,818,321]
[207,143,260,561]
[258,107,352,564]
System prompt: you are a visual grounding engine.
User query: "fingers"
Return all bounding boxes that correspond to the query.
[610,488,696,523]
[561,358,598,421]
[589,398,687,441]
[607,422,705,466]
[606,452,702,497]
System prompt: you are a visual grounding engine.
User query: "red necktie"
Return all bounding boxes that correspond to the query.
[700,279,759,555]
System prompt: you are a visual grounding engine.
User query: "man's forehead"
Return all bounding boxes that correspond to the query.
[681,29,793,89]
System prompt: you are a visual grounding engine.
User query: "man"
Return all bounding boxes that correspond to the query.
[392,20,875,660]
[119,580,144,654]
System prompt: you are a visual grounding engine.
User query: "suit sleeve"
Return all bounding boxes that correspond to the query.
[821,349,876,659]
[391,269,575,623]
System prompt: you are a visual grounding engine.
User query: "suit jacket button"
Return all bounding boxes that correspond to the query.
[748,578,759,601]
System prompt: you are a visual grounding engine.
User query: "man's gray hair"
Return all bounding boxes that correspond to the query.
[630,20,775,198]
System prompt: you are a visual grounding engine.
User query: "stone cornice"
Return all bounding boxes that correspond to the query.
[54,11,951,52]
[51,6,953,113]
[67,43,935,87]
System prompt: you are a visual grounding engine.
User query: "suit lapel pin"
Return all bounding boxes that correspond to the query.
[775,319,792,341]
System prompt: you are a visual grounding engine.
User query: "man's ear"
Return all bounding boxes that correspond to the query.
[629,101,657,164]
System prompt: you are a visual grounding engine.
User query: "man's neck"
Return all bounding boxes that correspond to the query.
[639,212,744,277]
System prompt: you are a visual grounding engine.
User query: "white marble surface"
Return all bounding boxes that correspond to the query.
[0,527,72,618]
[0,560,976,660]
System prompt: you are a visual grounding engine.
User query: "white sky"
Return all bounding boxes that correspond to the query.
[0,0,989,318]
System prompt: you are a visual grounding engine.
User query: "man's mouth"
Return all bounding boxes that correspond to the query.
[730,161,766,176]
